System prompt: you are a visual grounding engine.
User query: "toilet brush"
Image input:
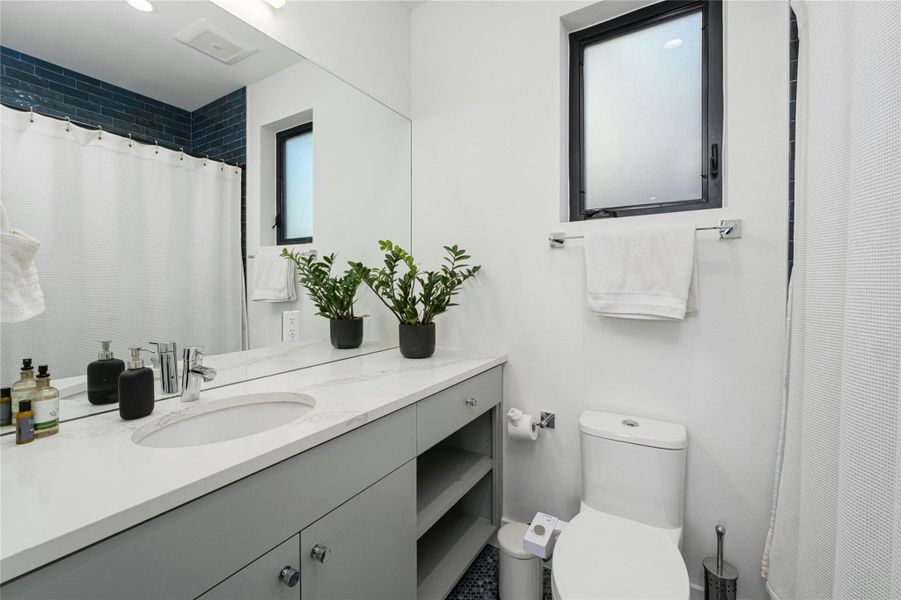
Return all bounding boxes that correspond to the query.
[703,525,738,600]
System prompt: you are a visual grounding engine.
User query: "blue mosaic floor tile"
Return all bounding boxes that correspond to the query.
[447,545,553,600]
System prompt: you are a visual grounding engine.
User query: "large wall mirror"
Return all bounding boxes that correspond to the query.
[0,1,411,425]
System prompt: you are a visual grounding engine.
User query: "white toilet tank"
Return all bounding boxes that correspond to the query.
[579,411,687,530]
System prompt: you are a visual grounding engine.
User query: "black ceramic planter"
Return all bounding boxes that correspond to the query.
[329,318,364,349]
[398,323,436,359]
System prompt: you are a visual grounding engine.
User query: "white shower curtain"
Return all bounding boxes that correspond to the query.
[764,2,901,599]
[0,106,245,382]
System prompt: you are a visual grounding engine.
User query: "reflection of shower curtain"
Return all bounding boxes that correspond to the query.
[764,2,900,599]
[0,106,245,382]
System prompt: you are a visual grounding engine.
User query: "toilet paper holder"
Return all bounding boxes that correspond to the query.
[532,411,556,432]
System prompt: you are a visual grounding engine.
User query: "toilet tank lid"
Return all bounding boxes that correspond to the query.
[579,411,687,450]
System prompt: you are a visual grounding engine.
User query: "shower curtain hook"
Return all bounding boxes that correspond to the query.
[65,116,70,132]
[97,125,102,140]
[154,140,159,154]
[220,160,225,171]
[179,148,184,161]
[29,107,34,123]
[127,133,133,147]
[203,155,209,166]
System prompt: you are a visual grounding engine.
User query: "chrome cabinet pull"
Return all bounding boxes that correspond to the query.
[311,544,331,563]
[279,565,300,587]
[464,396,478,407]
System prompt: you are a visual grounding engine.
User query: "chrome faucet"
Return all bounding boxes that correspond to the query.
[150,341,179,394]
[180,346,216,402]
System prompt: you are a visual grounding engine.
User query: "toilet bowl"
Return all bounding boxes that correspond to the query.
[551,508,689,599]
[551,411,690,600]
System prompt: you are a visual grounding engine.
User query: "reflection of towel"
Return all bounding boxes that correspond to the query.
[1,204,45,322]
[251,246,297,302]
[584,223,699,320]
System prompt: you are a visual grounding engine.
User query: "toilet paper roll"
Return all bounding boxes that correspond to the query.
[507,412,539,441]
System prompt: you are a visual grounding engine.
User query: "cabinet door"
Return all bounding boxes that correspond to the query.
[300,460,416,600]
[198,535,300,600]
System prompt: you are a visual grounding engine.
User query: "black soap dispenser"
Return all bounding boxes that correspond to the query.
[118,347,155,420]
[88,341,126,405]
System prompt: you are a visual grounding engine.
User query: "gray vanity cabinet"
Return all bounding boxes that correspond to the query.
[299,461,417,600]
[198,535,301,600]
[200,461,417,600]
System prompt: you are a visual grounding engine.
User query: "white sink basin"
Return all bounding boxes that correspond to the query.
[132,392,316,448]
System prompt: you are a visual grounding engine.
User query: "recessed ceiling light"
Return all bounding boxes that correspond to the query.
[263,0,286,8]
[664,38,684,49]
[127,0,155,12]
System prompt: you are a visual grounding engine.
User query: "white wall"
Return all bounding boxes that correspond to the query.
[211,0,412,117]
[246,59,411,348]
[411,2,789,598]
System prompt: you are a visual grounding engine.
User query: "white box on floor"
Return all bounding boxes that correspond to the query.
[523,512,560,559]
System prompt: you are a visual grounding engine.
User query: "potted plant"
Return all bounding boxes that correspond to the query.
[351,241,480,359]
[282,250,365,349]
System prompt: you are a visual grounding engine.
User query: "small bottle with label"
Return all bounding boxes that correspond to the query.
[10,359,36,425]
[1,387,11,426]
[16,400,34,444]
[32,365,59,437]
[87,341,126,405]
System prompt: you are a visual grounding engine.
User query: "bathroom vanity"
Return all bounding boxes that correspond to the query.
[0,348,505,600]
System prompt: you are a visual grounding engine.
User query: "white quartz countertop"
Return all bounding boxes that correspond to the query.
[0,347,506,582]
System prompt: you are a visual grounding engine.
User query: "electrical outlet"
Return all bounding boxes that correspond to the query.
[282,310,300,342]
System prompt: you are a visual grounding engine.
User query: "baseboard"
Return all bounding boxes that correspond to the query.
[690,582,705,600]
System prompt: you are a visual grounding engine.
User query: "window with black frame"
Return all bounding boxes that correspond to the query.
[276,122,314,244]
[568,0,723,221]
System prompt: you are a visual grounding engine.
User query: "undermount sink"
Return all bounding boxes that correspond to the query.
[132,392,316,448]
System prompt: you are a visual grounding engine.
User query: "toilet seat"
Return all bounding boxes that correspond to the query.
[551,508,690,600]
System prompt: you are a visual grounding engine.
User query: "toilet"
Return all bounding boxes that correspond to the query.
[551,411,690,600]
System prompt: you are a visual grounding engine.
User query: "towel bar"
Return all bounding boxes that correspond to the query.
[548,219,742,248]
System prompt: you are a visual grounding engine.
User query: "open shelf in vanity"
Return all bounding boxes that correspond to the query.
[415,390,502,600]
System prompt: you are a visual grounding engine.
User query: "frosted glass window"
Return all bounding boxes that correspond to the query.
[569,2,723,220]
[277,123,313,244]
[584,11,701,209]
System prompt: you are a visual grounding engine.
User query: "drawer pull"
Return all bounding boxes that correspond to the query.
[279,565,300,587]
[311,543,331,563]
[464,397,478,407]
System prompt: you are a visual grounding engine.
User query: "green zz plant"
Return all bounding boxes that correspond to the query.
[281,249,365,349]
[350,241,480,358]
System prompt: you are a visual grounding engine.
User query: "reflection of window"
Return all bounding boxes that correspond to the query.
[276,122,313,244]
[569,1,723,221]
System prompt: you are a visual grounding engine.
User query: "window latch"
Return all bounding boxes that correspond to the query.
[583,207,618,219]
[272,214,280,230]
[710,143,720,179]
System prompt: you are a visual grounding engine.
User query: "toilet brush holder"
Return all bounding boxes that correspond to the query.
[703,525,738,600]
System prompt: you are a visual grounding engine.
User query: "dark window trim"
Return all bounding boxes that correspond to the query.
[276,121,314,245]
[568,0,723,221]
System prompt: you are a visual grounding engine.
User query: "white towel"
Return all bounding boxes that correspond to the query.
[250,246,297,302]
[1,204,45,323]
[584,223,699,320]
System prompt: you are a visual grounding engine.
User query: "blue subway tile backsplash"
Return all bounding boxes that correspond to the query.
[193,88,246,167]
[1,46,194,150]
[0,46,245,167]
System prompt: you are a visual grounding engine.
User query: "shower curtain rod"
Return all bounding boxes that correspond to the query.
[1,103,243,169]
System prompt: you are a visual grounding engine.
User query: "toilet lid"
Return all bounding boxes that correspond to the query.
[552,509,689,600]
